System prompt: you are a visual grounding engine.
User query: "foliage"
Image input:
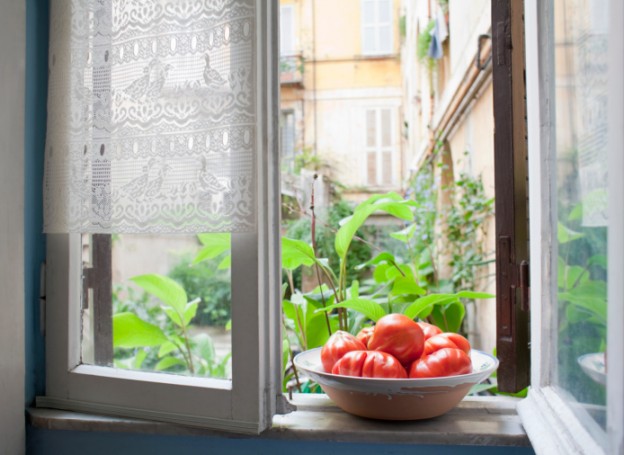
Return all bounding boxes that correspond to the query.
[556,190,607,405]
[168,235,231,327]
[112,274,230,378]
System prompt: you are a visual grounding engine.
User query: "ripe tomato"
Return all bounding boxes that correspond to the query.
[331,350,407,378]
[355,326,375,347]
[367,313,424,366]
[320,330,366,373]
[417,321,443,340]
[408,347,472,378]
[423,332,471,356]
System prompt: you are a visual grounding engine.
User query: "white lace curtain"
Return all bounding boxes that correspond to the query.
[44,0,256,233]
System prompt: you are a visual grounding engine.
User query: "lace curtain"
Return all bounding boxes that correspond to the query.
[44,0,256,233]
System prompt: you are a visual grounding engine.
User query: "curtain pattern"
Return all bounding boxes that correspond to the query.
[44,0,256,233]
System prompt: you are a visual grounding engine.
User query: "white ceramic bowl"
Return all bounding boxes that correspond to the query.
[293,347,498,420]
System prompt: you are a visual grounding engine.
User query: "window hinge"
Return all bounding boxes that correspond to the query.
[40,261,46,336]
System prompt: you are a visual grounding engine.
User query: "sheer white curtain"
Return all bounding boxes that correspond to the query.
[44,0,256,233]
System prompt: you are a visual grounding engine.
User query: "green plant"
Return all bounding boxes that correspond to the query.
[112,274,230,378]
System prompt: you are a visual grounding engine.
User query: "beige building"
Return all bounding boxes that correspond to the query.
[401,0,496,353]
[279,0,406,203]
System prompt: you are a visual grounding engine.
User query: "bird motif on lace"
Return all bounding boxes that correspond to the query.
[124,59,172,100]
[203,54,227,91]
[144,162,171,200]
[119,158,156,200]
[146,60,173,98]
[198,156,227,193]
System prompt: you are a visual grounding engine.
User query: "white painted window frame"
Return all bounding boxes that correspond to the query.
[361,0,393,56]
[38,0,283,435]
[363,106,397,187]
[518,1,624,454]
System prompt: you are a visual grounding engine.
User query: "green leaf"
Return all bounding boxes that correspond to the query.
[194,233,231,264]
[455,291,495,299]
[430,301,466,333]
[155,356,186,371]
[193,333,216,363]
[158,340,179,358]
[113,312,168,348]
[355,252,397,270]
[163,307,183,327]
[390,224,417,243]
[306,313,339,349]
[183,298,200,326]
[217,255,231,270]
[281,237,317,270]
[391,276,425,296]
[558,222,585,244]
[316,298,387,322]
[349,280,360,299]
[133,349,148,369]
[335,193,413,259]
[402,294,458,320]
[131,274,187,315]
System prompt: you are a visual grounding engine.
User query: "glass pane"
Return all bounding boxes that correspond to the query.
[366,109,377,147]
[554,0,608,435]
[80,233,233,380]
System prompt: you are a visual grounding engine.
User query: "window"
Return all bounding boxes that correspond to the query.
[39,0,283,433]
[518,0,624,453]
[280,4,295,56]
[364,107,396,187]
[361,0,393,56]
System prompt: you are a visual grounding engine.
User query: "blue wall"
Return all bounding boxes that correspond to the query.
[22,2,533,454]
[26,428,533,455]
[24,0,48,405]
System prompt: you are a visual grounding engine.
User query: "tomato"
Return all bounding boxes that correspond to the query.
[423,332,471,356]
[331,350,407,378]
[417,321,443,340]
[355,326,375,347]
[367,313,424,366]
[320,330,366,373]
[408,347,472,378]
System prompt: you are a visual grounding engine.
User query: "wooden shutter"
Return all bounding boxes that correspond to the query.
[492,0,531,393]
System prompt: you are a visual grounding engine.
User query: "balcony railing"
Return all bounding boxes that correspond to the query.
[280,54,304,86]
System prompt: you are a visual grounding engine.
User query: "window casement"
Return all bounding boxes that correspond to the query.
[361,0,393,56]
[518,0,624,453]
[38,0,283,434]
[364,107,396,187]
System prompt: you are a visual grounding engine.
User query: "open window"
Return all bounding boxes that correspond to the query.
[518,0,624,453]
[39,0,282,433]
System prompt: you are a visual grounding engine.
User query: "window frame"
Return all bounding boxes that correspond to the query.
[517,0,624,453]
[280,4,295,56]
[360,0,393,56]
[38,0,283,435]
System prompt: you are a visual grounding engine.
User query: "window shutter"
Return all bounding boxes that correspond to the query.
[492,0,531,393]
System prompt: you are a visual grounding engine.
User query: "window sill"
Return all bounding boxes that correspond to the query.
[28,395,530,447]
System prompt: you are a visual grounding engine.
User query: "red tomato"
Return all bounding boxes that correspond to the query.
[367,313,424,366]
[417,321,443,340]
[355,326,375,347]
[331,350,407,378]
[408,347,472,378]
[423,332,471,356]
[320,330,366,373]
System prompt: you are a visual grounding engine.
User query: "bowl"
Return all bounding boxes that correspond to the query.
[578,352,606,386]
[293,347,498,420]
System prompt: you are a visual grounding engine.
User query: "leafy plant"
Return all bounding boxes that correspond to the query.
[112,274,230,378]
